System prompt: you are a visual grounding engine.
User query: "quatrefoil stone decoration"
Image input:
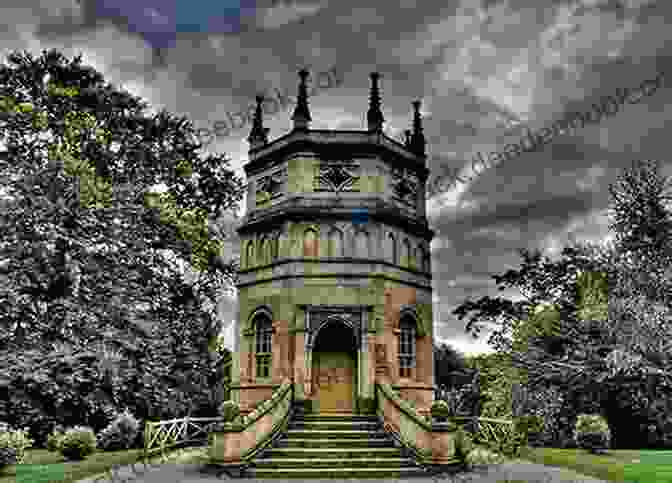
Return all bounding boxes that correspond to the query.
[316,161,359,192]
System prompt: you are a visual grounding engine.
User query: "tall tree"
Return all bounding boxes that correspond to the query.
[600,160,672,448]
[607,159,672,306]
[0,48,244,443]
[452,159,672,448]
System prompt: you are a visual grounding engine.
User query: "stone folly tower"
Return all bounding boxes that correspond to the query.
[231,70,435,417]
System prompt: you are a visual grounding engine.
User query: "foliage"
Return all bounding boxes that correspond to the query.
[0,426,34,465]
[464,352,527,420]
[211,336,231,358]
[0,48,244,445]
[501,425,528,459]
[607,159,672,307]
[46,429,65,452]
[513,415,544,445]
[97,410,140,451]
[0,446,17,471]
[434,342,471,388]
[464,445,506,466]
[453,426,474,462]
[218,400,240,422]
[573,414,611,454]
[430,400,450,418]
[451,158,672,452]
[512,385,567,447]
[456,219,672,448]
[58,426,97,460]
[0,345,125,447]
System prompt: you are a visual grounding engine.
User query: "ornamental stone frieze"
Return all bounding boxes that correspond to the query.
[314,160,360,192]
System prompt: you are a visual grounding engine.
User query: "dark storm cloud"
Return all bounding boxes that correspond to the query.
[3,0,672,354]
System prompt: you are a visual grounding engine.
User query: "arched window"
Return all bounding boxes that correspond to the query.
[328,227,343,257]
[355,230,369,258]
[258,238,267,265]
[246,241,254,269]
[403,238,411,267]
[255,315,273,378]
[303,228,318,257]
[271,235,279,261]
[387,233,397,264]
[398,316,416,378]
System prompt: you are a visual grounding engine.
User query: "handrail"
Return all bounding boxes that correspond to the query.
[376,383,458,465]
[376,382,518,469]
[208,378,294,472]
[473,417,516,451]
[447,415,517,455]
[240,382,294,462]
[143,416,224,462]
[377,382,435,431]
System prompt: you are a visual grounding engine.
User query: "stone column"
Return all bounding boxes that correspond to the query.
[305,346,313,398]
[293,331,306,401]
[359,309,373,401]
[271,320,285,384]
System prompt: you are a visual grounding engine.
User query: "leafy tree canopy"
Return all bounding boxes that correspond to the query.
[0,48,244,441]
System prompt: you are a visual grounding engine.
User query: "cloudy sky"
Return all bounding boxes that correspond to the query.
[1,0,671,355]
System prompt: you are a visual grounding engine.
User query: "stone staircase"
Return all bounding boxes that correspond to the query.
[245,413,430,479]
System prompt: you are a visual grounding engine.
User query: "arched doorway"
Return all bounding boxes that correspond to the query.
[311,319,357,413]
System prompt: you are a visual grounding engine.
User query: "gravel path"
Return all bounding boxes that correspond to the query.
[76,448,610,483]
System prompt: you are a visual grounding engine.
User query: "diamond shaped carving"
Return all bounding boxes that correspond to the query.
[316,161,359,192]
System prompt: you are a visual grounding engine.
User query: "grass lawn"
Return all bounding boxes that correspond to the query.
[518,447,672,483]
[0,448,146,483]
[0,444,209,483]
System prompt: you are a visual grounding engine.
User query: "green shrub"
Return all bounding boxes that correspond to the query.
[430,400,450,419]
[0,426,34,465]
[97,410,140,451]
[59,426,97,460]
[453,426,474,462]
[219,400,240,422]
[465,445,506,466]
[480,421,527,459]
[514,414,544,445]
[573,414,611,454]
[0,446,17,471]
[46,428,66,452]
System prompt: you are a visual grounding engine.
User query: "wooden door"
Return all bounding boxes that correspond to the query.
[313,351,355,413]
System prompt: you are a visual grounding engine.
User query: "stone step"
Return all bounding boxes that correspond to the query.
[246,466,429,479]
[275,438,395,448]
[262,447,404,459]
[288,420,381,431]
[244,412,426,478]
[284,429,388,439]
[252,457,415,469]
[293,414,377,422]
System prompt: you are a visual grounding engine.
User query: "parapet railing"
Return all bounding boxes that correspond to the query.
[375,382,461,473]
[143,416,224,462]
[207,378,294,477]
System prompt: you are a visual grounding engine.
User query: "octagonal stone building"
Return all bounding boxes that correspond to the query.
[229,70,436,418]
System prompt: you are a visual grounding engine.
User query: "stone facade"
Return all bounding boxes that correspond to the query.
[230,71,436,417]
